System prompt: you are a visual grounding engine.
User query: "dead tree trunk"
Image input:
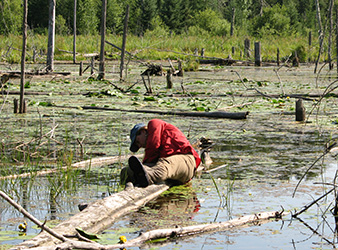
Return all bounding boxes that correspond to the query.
[98,0,107,80]
[20,0,28,113]
[337,8,338,74]
[314,0,323,73]
[120,5,129,81]
[47,0,56,72]
[73,0,77,64]
[328,0,334,70]
[230,8,235,36]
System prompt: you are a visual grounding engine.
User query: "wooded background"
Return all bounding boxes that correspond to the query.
[0,0,330,37]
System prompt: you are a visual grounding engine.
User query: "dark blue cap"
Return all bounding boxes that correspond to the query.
[129,123,145,152]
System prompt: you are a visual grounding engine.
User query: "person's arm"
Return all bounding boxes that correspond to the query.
[142,120,164,163]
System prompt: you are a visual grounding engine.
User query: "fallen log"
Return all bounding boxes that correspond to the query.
[26,210,284,250]
[11,183,170,249]
[79,106,249,119]
[198,58,236,66]
[0,154,141,180]
[0,71,71,76]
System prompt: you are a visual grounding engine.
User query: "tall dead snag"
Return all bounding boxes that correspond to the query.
[47,0,56,72]
[314,0,323,74]
[20,0,28,114]
[73,0,77,64]
[120,5,129,81]
[337,8,338,74]
[230,7,235,36]
[13,183,170,249]
[98,0,107,80]
[328,0,334,70]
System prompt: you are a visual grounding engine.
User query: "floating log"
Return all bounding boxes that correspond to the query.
[11,183,170,249]
[0,71,71,76]
[198,58,236,66]
[20,209,284,250]
[0,154,141,180]
[80,106,249,119]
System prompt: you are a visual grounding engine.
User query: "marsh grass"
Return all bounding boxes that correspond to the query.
[0,34,318,63]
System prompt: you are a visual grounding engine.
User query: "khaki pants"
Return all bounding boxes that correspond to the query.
[120,154,196,185]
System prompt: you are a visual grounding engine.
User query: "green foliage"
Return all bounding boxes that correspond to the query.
[56,15,70,35]
[292,45,307,63]
[183,58,200,72]
[77,0,100,35]
[0,0,324,38]
[106,0,124,34]
[251,4,293,37]
[0,0,22,35]
[28,0,49,33]
[188,9,231,36]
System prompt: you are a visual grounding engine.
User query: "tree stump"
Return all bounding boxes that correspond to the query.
[201,48,205,57]
[166,70,173,89]
[296,99,306,121]
[14,98,18,113]
[254,41,261,66]
[79,61,83,76]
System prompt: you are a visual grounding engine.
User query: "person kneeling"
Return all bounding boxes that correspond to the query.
[121,119,201,187]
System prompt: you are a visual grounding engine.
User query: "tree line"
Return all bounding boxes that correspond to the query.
[0,0,329,37]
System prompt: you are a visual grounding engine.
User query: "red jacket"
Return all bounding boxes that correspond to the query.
[143,119,201,168]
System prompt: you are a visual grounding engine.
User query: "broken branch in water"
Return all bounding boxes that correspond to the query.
[0,190,68,243]
[292,188,335,217]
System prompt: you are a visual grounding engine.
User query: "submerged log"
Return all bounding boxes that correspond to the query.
[12,183,170,249]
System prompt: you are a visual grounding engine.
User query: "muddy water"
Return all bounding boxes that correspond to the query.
[0,62,338,249]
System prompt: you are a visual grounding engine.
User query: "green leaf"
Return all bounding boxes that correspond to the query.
[75,227,100,240]
[144,96,156,101]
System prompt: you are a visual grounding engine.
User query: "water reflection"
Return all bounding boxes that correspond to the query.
[129,185,201,230]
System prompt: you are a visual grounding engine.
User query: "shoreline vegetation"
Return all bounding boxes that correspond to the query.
[0,34,319,65]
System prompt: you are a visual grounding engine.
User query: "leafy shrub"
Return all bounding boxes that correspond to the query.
[250,4,292,37]
[291,45,306,63]
[56,15,69,35]
[189,9,231,36]
[144,16,170,38]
